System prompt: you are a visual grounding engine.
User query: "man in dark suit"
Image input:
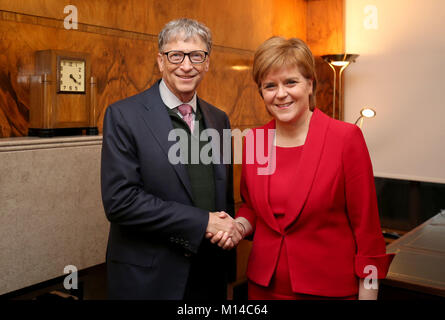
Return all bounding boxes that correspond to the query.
[100,18,241,300]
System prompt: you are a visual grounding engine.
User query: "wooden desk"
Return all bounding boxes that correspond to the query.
[381,210,445,298]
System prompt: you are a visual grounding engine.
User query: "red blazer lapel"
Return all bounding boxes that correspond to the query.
[249,120,281,234]
[282,109,331,230]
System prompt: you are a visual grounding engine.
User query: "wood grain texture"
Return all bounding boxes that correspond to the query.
[0,17,273,135]
[198,50,270,127]
[307,0,344,56]
[0,19,159,137]
[314,56,337,118]
[0,1,309,138]
[0,0,306,51]
[306,0,345,119]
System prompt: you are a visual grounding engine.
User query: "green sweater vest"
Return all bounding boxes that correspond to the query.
[167,106,216,212]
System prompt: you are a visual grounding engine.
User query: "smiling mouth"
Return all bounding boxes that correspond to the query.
[177,75,196,80]
[275,102,293,108]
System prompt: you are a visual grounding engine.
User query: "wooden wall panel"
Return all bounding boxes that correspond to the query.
[198,49,268,127]
[0,0,309,138]
[0,19,158,137]
[306,0,345,117]
[306,0,345,55]
[0,0,306,51]
[314,56,336,118]
[273,0,307,39]
[0,20,274,137]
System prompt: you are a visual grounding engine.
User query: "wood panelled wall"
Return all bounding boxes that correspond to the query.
[0,0,344,282]
[0,0,344,137]
[0,0,306,137]
[307,0,345,120]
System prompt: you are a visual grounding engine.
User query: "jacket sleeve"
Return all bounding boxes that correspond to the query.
[342,125,395,279]
[100,105,208,254]
[235,134,257,233]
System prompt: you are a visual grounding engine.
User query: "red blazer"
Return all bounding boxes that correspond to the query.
[237,108,395,297]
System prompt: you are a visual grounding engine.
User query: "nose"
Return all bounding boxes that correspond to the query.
[276,84,287,98]
[180,55,194,71]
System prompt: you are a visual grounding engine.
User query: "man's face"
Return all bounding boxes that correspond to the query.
[157,36,210,102]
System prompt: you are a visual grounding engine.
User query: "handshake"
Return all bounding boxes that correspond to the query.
[206,212,250,250]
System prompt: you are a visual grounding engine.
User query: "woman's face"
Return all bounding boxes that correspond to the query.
[260,65,313,125]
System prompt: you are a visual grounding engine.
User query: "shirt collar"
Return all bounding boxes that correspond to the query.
[159,79,197,112]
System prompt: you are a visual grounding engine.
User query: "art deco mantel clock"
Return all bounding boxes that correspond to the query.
[29,50,98,137]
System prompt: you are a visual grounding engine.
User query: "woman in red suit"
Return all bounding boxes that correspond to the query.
[210,36,394,299]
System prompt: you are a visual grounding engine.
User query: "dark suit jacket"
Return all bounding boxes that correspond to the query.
[101,81,234,299]
[237,108,394,297]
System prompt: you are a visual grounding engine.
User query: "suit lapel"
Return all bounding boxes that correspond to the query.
[136,82,193,200]
[251,120,281,234]
[282,108,330,230]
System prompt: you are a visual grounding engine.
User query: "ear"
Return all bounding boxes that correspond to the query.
[203,57,210,72]
[157,53,164,73]
[308,78,313,94]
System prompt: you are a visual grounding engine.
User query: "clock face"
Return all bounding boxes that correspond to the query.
[58,58,86,93]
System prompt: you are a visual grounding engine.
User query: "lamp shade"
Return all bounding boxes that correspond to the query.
[321,54,359,120]
[354,107,376,128]
[322,54,359,66]
[360,107,376,118]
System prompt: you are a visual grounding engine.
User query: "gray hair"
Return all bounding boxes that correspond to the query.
[158,18,212,53]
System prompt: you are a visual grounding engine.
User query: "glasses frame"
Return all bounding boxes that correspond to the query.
[163,50,209,64]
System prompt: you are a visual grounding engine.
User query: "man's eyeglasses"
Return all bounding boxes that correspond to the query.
[163,50,208,64]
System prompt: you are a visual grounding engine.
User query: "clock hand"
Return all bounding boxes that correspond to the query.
[69,74,79,84]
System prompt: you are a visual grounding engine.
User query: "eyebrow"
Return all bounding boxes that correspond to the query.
[284,77,300,82]
[263,76,300,85]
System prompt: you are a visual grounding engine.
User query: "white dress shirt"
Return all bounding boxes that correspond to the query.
[159,79,197,123]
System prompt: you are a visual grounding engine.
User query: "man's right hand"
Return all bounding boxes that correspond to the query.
[206,211,242,249]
